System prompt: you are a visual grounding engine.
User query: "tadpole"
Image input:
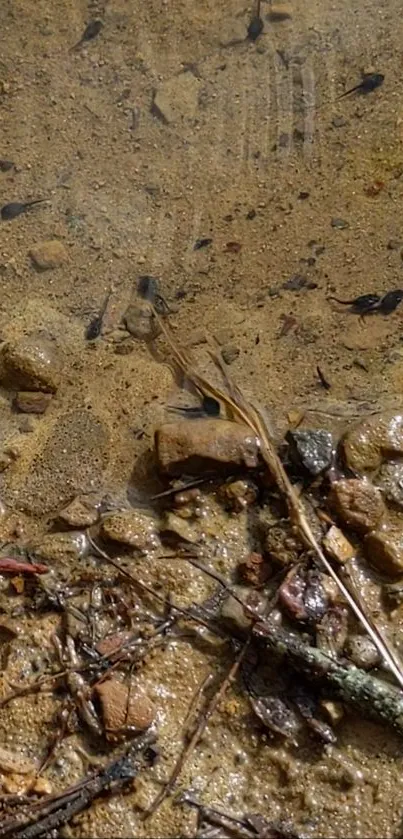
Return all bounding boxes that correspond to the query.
[1,199,47,220]
[247,0,264,40]
[71,19,103,51]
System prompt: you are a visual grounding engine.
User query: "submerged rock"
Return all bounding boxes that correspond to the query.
[155,419,259,477]
[14,391,52,414]
[29,240,68,270]
[343,412,403,473]
[94,678,156,739]
[0,336,61,393]
[376,460,403,509]
[100,510,159,552]
[286,428,333,476]
[365,528,403,577]
[31,531,89,563]
[329,478,386,533]
[161,511,198,543]
[344,634,381,670]
[123,301,161,342]
[322,525,355,565]
[59,495,101,528]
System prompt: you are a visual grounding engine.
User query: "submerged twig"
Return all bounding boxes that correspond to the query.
[152,312,403,690]
[0,731,156,838]
[145,639,250,818]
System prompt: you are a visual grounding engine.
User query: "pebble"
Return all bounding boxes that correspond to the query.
[219,18,246,46]
[100,510,159,552]
[344,634,381,670]
[329,478,386,533]
[220,478,258,512]
[375,460,403,508]
[220,586,268,631]
[331,218,349,229]
[123,301,160,342]
[29,240,68,270]
[161,511,198,543]
[286,429,333,476]
[0,336,61,393]
[221,344,240,365]
[30,531,89,563]
[238,552,271,587]
[155,419,259,476]
[322,525,355,564]
[364,528,403,577]
[264,524,301,566]
[14,391,52,414]
[58,495,100,528]
[266,3,292,20]
[152,72,201,124]
[342,412,403,473]
[94,678,156,738]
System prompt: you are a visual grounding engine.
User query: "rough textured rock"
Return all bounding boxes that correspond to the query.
[155,419,259,476]
[264,524,302,567]
[31,531,89,563]
[29,240,68,270]
[58,495,100,528]
[238,552,271,587]
[14,391,52,414]
[152,72,201,124]
[329,478,386,533]
[286,429,334,476]
[322,525,355,564]
[376,460,403,508]
[344,634,381,670]
[100,510,159,552]
[0,337,61,393]
[365,529,403,577]
[343,412,403,473]
[10,408,109,515]
[123,301,160,342]
[220,586,267,631]
[94,678,156,738]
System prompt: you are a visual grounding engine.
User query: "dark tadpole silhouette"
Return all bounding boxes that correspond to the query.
[85,287,112,340]
[71,19,103,51]
[337,72,384,100]
[1,199,46,220]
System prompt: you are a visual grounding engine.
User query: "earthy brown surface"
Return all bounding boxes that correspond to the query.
[2,0,403,837]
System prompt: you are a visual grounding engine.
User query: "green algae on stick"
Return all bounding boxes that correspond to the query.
[254,621,403,736]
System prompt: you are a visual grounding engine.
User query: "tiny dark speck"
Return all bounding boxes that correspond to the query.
[298,191,310,200]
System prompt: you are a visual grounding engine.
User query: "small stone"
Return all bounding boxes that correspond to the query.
[238,552,271,587]
[219,18,247,47]
[320,699,344,725]
[32,777,52,796]
[31,531,89,563]
[343,412,403,473]
[152,72,201,124]
[0,336,61,393]
[376,460,403,508]
[329,478,386,533]
[221,344,240,365]
[161,511,198,543]
[94,678,156,738]
[59,495,100,528]
[344,634,381,670]
[266,3,292,20]
[322,525,355,564]
[100,510,159,552]
[331,218,349,229]
[29,240,68,270]
[387,239,401,250]
[286,429,333,476]
[123,302,160,342]
[220,586,268,631]
[220,478,258,512]
[332,115,347,128]
[265,524,301,566]
[96,632,132,659]
[14,391,52,414]
[155,419,259,477]
[365,529,403,577]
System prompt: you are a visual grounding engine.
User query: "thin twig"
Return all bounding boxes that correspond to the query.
[145,638,250,818]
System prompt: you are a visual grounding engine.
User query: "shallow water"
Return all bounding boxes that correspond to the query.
[1,0,403,836]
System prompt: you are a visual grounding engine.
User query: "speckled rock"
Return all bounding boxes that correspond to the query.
[100,510,159,552]
[58,495,100,528]
[152,72,201,124]
[343,412,403,473]
[123,301,160,342]
[329,478,386,533]
[14,391,52,414]
[0,336,61,393]
[94,678,156,738]
[31,531,89,563]
[365,529,403,577]
[286,428,334,476]
[155,419,259,477]
[344,634,381,670]
[376,460,403,509]
[29,240,68,270]
[322,525,355,564]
